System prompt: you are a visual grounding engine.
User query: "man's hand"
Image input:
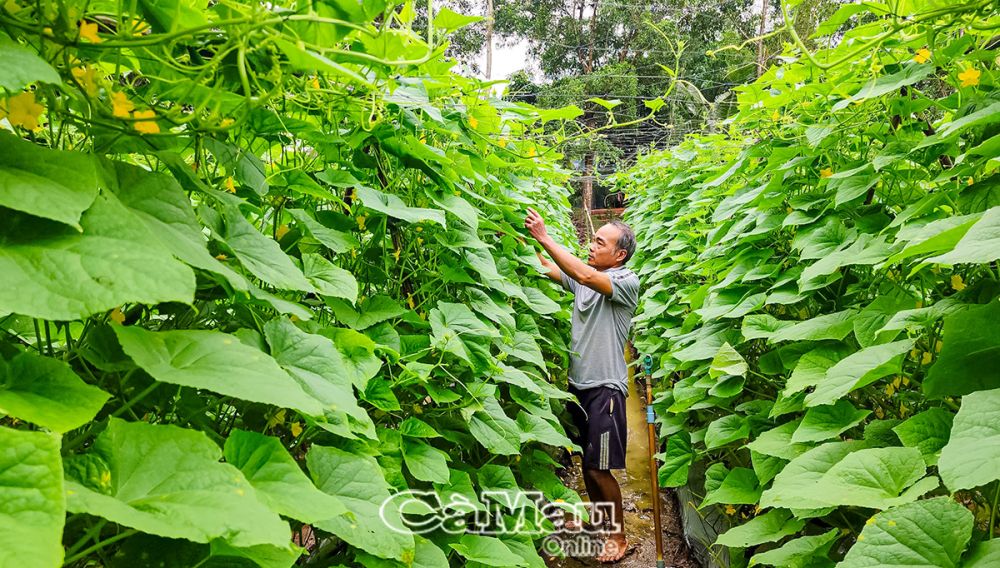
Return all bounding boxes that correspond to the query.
[524,208,550,242]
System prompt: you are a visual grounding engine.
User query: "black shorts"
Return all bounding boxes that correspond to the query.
[567,384,627,470]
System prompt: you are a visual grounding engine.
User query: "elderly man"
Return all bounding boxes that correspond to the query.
[524,208,639,563]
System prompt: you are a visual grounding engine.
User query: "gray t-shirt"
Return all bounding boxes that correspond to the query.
[561,266,640,395]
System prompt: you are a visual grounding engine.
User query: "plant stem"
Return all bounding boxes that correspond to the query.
[991,480,999,539]
[63,529,137,565]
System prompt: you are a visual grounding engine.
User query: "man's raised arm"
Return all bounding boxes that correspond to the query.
[524,208,613,296]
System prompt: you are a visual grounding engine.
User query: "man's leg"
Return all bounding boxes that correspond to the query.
[584,468,627,562]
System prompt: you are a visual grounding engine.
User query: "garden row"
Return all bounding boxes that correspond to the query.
[0,1,585,566]
[619,0,1000,566]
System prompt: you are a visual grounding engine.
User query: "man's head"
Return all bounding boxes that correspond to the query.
[587,221,636,269]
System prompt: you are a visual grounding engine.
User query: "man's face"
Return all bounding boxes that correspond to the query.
[587,224,625,269]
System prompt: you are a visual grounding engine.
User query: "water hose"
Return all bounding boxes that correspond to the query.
[643,354,666,568]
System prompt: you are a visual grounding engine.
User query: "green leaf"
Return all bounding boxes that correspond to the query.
[938,388,1000,491]
[138,0,209,33]
[805,339,913,407]
[328,295,405,330]
[792,400,870,444]
[837,497,972,568]
[700,467,761,507]
[450,534,524,567]
[223,429,347,523]
[710,342,747,378]
[0,351,109,433]
[469,395,521,455]
[892,408,953,466]
[400,417,441,438]
[750,529,839,568]
[828,164,879,206]
[520,286,561,315]
[760,441,866,510]
[0,133,98,227]
[356,186,446,227]
[220,204,314,292]
[927,207,1000,265]
[964,539,1000,567]
[490,364,543,395]
[307,444,414,560]
[924,302,1000,398]
[840,63,934,107]
[402,438,450,483]
[704,414,749,449]
[0,39,61,90]
[516,410,576,448]
[430,302,498,370]
[114,326,324,416]
[66,419,290,548]
[0,193,195,320]
[287,208,358,254]
[747,421,811,461]
[203,139,269,196]
[770,310,857,343]
[274,38,371,86]
[817,447,935,509]
[715,509,805,548]
[496,331,546,370]
[433,6,483,32]
[658,432,693,487]
[302,253,358,302]
[0,426,64,568]
[784,344,853,396]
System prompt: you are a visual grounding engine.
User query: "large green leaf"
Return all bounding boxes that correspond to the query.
[328,295,405,330]
[760,441,865,510]
[965,539,1000,567]
[0,134,98,227]
[704,414,749,449]
[287,208,358,254]
[430,302,498,371]
[792,400,870,443]
[401,438,450,483]
[817,447,935,509]
[65,419,291,548]
[0,39,61,90]
[302,253,358,302]
[770,310,857,343]
[927,207,1000,264]
[924,302,1000,398]
[220,204,314,292]
[356,186,446,226]
[784,344,853,396]
[750,529,839,568]
[496,331,546,369]
[114,326,324,416]
[710,342,747,378]
[0,193,196,320]
[0,351,109,433]
[516,410,576,448]
[714,509,805,548]
[805,339,913,407]
[700,467,760,507]
[223,429,346,523]
[450,534,524,566]
[469,395,521,455]
[306,444,414,560]
[264,318,375,438]
[837,497,972,568]
[938,388,1000,491]
[892,408,953,466]
[0,426,64,568]
[747,421,811,461]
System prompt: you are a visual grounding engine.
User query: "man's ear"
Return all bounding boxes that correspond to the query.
[614,247,627,263]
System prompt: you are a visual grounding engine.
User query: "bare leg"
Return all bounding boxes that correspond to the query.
[584,468,627,562]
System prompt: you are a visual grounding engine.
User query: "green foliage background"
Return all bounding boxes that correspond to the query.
[0,1,589,566]
[618,0,1000,566]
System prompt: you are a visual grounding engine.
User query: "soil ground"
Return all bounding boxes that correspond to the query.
[543,371,699,568]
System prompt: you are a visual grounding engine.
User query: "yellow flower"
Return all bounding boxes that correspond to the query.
[935,340,943,353]
[109,307,126,325]
[415,226,422,233]
[921,351,933,366]
[498,137,507,148]
[215,253,228,260]
[111,91,134,118]
[468,116,479,128]
[951,274,966,291]
[967,177,974,186]
[527,147,537,157]
[417,237,423,246]
[290,422,303,437]
[913,48,931,64]
[725,505,736,515]
[407,294,416,310]
[885,384,895,396]
[130,18,150,36]
[132,109,159,134]
[79,21,101,43]
[224,176,236,193]
[310,77,320,89]
[419,136,427,144]
[892,377,902,389]
[220,118,235,128]
[875,407,884,419]
[357,215,366,231]
[275,224,290,240]
[958,66,981,88]
[771,110,780,121]
[393,248,401,262]
[820,168,833,178]
[0,92,45,130]
[71,66,99,96]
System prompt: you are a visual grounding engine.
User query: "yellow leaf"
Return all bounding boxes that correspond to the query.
[78,20,101,43]
[820,168,833,178]
[71,65,99,96]
[407,294,415,310]
[267,409,286,429]
[132,109,159,134]
[111,91,134,118]
[0,92,45,130]
[921,351,933,366]
[393,248,401,262]
[290,422,303,437]
[892,377,901,389]
[958,66,981,88]
[357,215,366,230]
[951,274,966,291]
[913,48,931,64]
[725,505,736,515]
[885,384,895,396]
[935,340,943,353]
[224,176,236,193]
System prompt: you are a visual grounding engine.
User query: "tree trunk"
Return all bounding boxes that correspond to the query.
[485,0,493,79]
[756,0,768,76]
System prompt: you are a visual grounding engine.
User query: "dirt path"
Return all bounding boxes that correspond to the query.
[544,372,699,568]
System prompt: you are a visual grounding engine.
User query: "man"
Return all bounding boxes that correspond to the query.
[524,208,639,563]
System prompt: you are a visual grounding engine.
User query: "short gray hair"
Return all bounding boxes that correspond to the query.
[609,221,636,264]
